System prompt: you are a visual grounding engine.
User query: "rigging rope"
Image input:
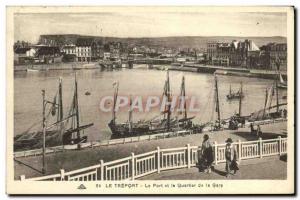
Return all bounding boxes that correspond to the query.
[199,84,214,123]
[23,90,59,133]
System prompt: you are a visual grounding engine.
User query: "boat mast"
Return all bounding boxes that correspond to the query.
[238,82,242,116]
[74,74,80,145]
[58,78,64,148]
[276,81,279,113]
[166,70,171,131]
[128,95,133,133]
[42,90,46,174]
[112,82,119,124]
[214,75,221,128]
[263,88,268,118]
[180,76,187,120]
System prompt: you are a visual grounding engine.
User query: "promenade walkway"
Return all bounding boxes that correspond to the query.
[14,121,287,179]
[139,156,287,180]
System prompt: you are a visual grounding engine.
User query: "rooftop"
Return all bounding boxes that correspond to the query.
[14,47,32,54]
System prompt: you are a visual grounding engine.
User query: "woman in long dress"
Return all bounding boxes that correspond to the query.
[200,134,214,173]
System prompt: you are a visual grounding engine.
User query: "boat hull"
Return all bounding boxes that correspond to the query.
[14,123,93,151]
[226,94,244,100]
[277,83,287,89]
[108,118,198,139]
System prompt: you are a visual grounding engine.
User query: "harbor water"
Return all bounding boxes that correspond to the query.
[14,66,287,141]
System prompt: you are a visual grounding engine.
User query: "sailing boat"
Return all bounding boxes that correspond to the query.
[226,83,244,100]
[228,82,246,129]
[275,57,287,89]
[249,80,286,122]
[14,76,93,151]
[212,75,222,130]
[277,72,287,89]
[108,71,197,139]
[62,75,93,145]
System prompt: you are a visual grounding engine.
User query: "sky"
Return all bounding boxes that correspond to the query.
[14,12,287,43]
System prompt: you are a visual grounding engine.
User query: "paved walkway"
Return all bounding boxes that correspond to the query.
[14,121,286,179]
[139,156,287,180]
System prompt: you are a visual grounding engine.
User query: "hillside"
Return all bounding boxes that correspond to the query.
[39,35,287,49]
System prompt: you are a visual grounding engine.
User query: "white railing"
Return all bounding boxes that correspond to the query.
[20,136,287,181]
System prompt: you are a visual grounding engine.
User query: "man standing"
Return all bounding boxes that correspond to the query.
[225,138,239,178]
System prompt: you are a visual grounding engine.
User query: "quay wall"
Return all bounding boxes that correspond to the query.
[168,64,287,80]
[14,61,287,80]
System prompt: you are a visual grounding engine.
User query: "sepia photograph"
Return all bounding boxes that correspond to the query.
[6,6,295,195]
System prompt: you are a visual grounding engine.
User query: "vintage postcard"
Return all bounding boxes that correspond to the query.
[6,6,295,195]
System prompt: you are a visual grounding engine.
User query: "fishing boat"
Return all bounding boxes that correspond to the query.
[226,83,244,100]
[274,57,287,89]
[14,76,93,151]
[277,72,287,89]
[227,83,246,130]
[108,71,201,139]
[26,65,39,72]
[201,74,225,132]
[248,80,287,122]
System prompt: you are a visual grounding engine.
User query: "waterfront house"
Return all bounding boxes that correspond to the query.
[36,46,62,64]
[258,43,287,71]
[103,52,111,60]
[75,38,93,62]
[206,40,260,68]
[62,44,77,62]
[269,43,287,71]
[91,40,104,61]
[14,47,36,65]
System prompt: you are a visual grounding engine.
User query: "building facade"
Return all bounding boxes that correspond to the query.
[36,46,62,64]
[75,38,93,62]
[269,43,287,71]
[91,40,104,61]
[62,44,77,62]
[14,47,36,65]
[206,40,260,68]
[259,43,287,71]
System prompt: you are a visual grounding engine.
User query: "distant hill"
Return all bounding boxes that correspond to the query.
[39,34,286,49]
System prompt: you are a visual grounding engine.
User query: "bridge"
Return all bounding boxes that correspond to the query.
[122,59,287,80]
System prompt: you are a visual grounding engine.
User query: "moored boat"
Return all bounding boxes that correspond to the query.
[226,83,244,100]
[108,71,202,139]
[14,76,93,151]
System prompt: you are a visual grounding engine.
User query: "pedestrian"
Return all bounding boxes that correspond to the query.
[200,134,214,173]
[250,123,254,134]
[241,117,246,128]
[283,109,287,118]
[257,125,262,137]
[225,138,239,178]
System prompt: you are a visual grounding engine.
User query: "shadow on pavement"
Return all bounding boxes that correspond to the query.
[280,154,287,162]
[212,166,227,177]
